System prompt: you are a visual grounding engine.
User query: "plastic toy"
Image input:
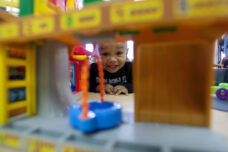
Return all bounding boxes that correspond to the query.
[0,1,6,11]
[69,46,92,93]
[69,54,122,133]
[19,0,78,17]
[0,0,228,151]
[216,88,228,100]
[0,44,36,125]
[67,0,78,10]
[212,83,228,100]
[34,0,62,15]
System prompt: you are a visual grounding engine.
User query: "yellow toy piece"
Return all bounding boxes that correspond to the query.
[5,0,18,8]
[0,0,6,8]
[0,44,36,125]
[0,131,20,149]
[67,0,75,10]
[34,0,56,16]
[0,0,18,15]
[72,55,88,60]
[0,45,8,125]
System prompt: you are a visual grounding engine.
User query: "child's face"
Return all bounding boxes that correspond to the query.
[99,42,127,73]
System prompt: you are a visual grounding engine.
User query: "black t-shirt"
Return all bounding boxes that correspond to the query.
[89,62,133,93]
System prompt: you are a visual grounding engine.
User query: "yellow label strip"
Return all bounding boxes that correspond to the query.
[0,131,20,148]
[175,0,228,18]
[0,23,19,40]
[62,145,94,152]
[111,0,163,24]
[27,138,55,152]
[60,9,101,30]
[22,17,55,36]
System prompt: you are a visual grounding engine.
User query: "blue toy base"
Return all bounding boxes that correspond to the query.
[69,101,122,133]
[213,96,228,112]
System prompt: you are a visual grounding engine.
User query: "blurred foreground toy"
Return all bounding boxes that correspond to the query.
[69,46,92,93]
[69,54,122,133]
[212,83,228,100]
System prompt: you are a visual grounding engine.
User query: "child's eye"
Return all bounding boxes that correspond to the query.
[101,52,109,56]
[116,51,123,56]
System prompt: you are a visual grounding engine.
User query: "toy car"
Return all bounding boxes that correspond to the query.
[212,83,228,100]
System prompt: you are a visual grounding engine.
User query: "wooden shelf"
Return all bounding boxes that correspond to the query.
[0,0,228,43]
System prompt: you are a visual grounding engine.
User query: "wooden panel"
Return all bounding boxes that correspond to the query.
[134,41,213,127]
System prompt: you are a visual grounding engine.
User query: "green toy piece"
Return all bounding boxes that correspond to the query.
[83,0,104,5]
[211,83,228,95]
[19,0,34,17]
[219,83,228,89]
[212,86,220,94]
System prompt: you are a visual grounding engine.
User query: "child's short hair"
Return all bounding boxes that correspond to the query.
[97,42,128,53]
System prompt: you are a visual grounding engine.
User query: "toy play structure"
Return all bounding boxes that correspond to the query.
[0,44,36,125]
[0,0,228,151]
[69,54,122,132]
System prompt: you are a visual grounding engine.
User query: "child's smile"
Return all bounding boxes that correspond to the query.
[105,64,119,73]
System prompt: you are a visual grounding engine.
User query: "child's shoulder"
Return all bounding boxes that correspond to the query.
[125,61,132,65]
[125,61,132,69]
